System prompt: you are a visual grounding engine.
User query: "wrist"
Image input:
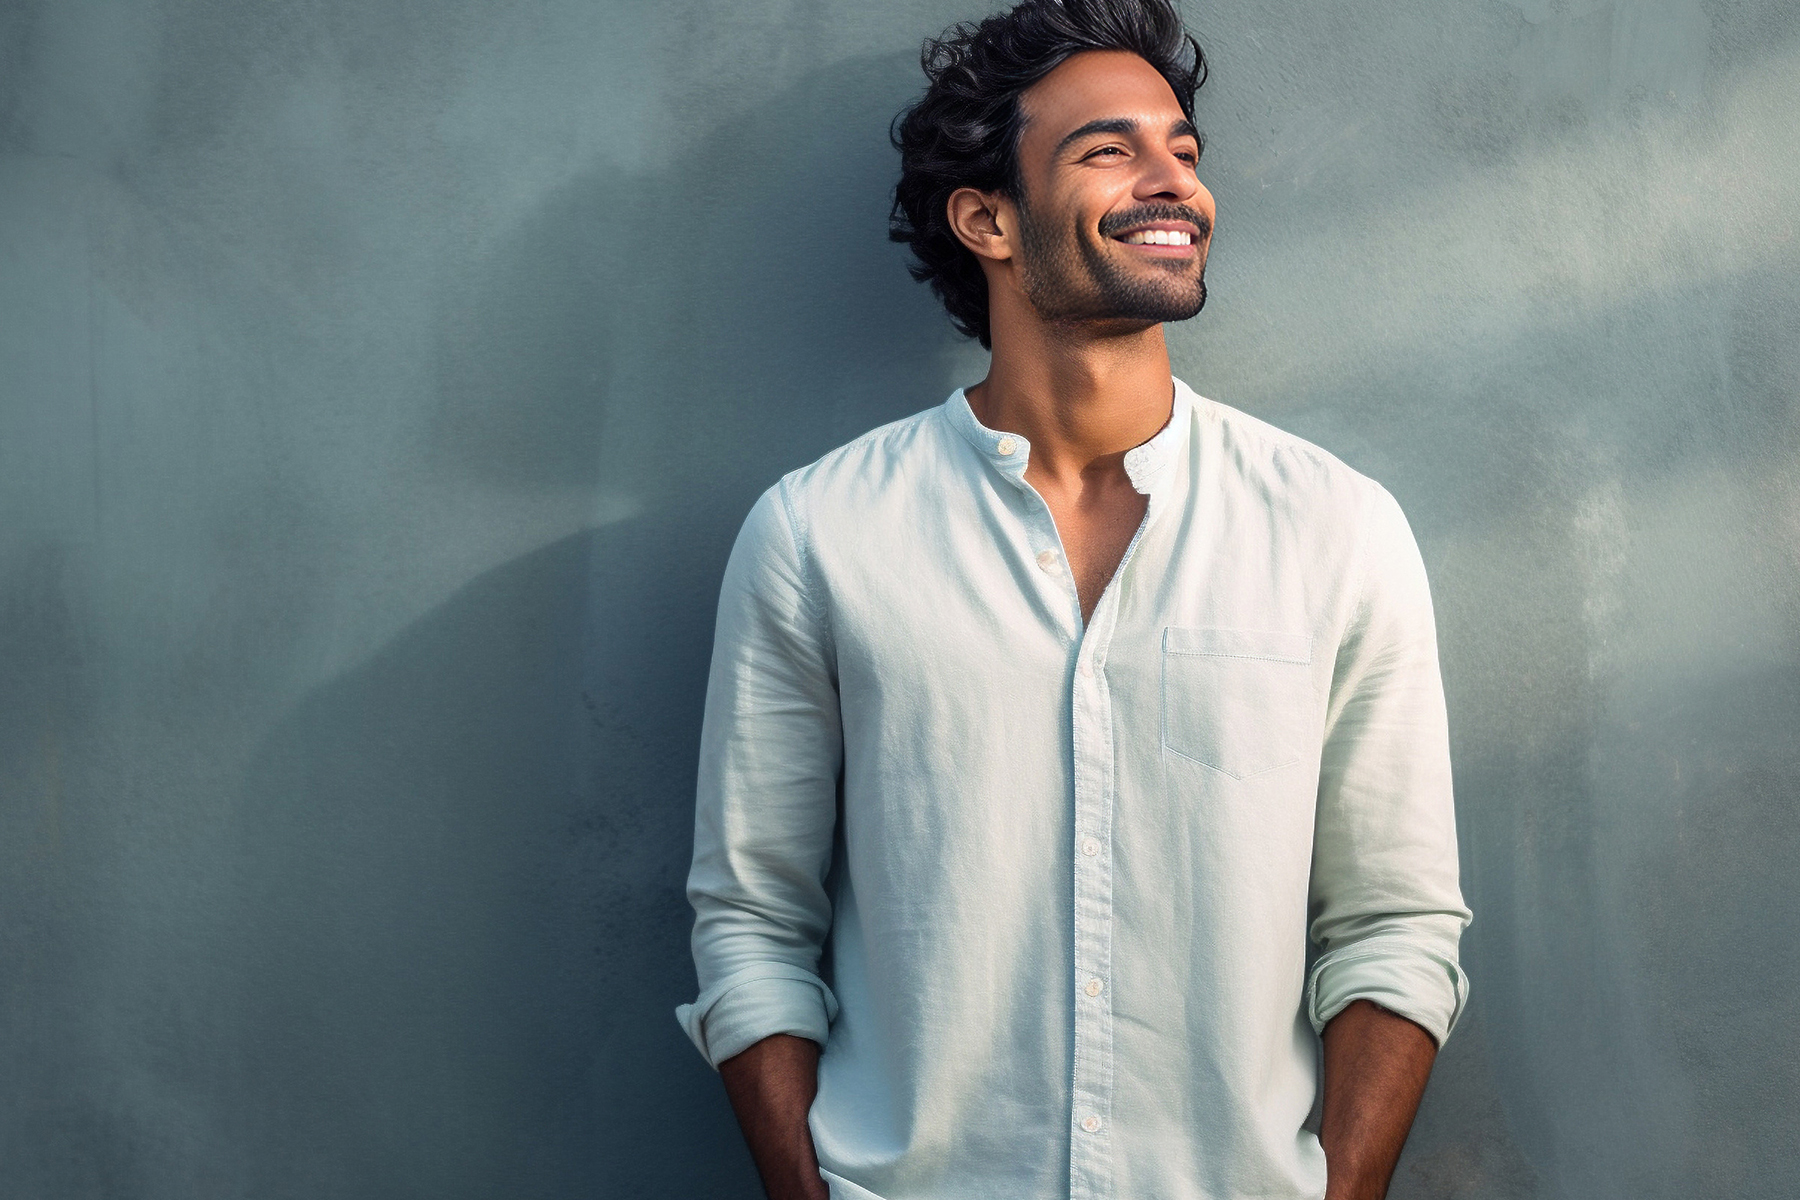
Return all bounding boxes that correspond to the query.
[767,1169,829,1200]
[718,1034,828,1200]
[1322,1170,1384,1200]
[760,1149,828,1200]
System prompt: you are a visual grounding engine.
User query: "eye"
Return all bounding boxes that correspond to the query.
[1083,145,1127,159]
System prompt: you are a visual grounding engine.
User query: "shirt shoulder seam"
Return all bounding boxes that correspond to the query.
[1191,392,1370,483]
[1340,473,1389,656]
[797,404,946,476]
[774,475,837,672]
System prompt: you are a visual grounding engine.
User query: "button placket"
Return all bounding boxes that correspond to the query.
[1066,484,1165,1200]
[1068,605,1118,1199]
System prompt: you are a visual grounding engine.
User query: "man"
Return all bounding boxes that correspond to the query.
[676,1,1471,1197]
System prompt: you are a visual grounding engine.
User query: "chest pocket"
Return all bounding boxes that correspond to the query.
[1161,626,1315,780]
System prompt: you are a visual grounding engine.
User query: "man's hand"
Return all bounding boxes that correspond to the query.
[718,1034,830,1200]
[1319,999,1439,1200]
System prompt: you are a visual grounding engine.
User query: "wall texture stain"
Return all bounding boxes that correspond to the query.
[1,1,1795,1197]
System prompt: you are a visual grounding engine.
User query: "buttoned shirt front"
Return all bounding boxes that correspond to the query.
[678,378,1471,1200]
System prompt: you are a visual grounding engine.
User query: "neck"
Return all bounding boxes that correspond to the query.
[965,316,1176,489]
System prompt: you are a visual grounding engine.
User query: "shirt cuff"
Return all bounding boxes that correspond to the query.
[675,963,839,1068]
[1306,937,1469,1047]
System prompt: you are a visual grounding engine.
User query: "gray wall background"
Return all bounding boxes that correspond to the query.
[2,0,1796,1196]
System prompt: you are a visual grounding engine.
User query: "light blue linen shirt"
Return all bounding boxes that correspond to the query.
[678,378,1470,1200]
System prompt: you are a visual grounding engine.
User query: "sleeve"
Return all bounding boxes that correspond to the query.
[1305,481,1472,1047]
[675,482,844,1068]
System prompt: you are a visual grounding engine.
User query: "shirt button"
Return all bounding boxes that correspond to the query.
[1078,659,1093,677]
[1085,978,1104,997]
[1036,549,1062,575]
[996,437,1017,456]
[1081,836,1101,857]
[1082,1114,1103,1133]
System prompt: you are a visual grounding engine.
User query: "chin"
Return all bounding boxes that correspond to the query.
[1022,253,1208,327]
[1112,281,1207,324]
[1104,260,1206,321]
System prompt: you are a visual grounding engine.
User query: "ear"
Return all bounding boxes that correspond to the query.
[946,188,1015,262]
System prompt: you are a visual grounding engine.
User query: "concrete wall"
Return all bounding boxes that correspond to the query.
[2,1,1795,1196]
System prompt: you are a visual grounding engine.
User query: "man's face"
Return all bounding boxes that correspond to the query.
[1009,50,1215,330]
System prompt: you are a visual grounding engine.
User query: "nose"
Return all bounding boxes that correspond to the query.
[1137,144,1204,206]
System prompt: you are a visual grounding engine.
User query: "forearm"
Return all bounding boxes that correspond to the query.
[718,1033,830,1200]
[1319,999,1438,1200]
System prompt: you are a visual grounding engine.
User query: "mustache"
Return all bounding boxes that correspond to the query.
[1098,204,1212,241]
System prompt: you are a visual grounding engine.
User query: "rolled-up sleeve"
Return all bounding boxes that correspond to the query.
[676,482,843,1068]
[1306,481,1472,1047]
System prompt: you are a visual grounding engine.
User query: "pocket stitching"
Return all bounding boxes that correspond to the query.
[1162,648,1311,665]
[1160,736,1304,780]
[1161,627,1313,779]
[1162,625,1312,664]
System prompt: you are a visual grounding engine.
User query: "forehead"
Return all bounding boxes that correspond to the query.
[1017,50,1187,155]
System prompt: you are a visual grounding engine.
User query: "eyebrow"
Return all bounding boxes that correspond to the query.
[1053,116,1200,158]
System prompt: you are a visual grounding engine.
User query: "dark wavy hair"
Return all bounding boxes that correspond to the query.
[889,0,1208,348]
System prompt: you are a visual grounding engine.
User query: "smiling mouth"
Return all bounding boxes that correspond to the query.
[1116,229,1194,246]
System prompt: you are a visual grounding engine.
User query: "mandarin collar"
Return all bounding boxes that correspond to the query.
[945,377,1193,497]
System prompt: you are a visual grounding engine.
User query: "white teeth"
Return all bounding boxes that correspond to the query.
[1121,230,1192,245]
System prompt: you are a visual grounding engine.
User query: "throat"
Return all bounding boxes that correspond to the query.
[1038,479,1150,624]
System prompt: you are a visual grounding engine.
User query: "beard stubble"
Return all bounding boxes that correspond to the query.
[1014,198,1209,328]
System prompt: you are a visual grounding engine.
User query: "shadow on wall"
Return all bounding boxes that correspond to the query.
[216,53,957,1200]
[428,53,961,499]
